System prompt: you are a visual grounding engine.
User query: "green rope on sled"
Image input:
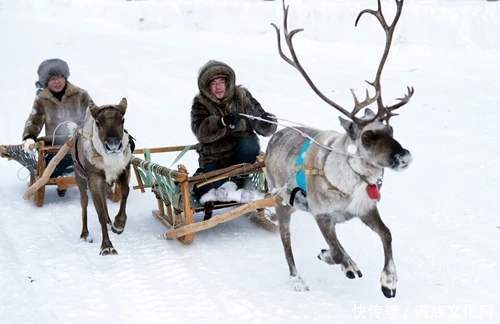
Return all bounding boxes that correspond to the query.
[136,149,154,187]
[135,148,192,211]
[249,170,267,193]
[135,145,267,213]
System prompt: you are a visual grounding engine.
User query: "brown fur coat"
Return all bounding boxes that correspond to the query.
[23,82,93,144]
[191,60,277,167]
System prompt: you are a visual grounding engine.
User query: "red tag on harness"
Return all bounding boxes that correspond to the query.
[366,184,381,201]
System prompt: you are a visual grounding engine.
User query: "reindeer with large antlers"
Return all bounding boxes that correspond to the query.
[265,0,413,298]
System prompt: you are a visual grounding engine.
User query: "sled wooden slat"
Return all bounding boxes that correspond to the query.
[130,157,187,182]
[134,144,197,155]
[153,210,174,229]
[164,196,279,240]
[48,176,77,188]
[177,165,195,244]
[190,161,265,187]
[194,202,241,212]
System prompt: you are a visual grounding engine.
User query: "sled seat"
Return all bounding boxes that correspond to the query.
[132,145,279,245]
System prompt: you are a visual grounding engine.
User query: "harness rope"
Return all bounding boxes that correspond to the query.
[51,120,78,146]
[239,113,363,160]
[239,112,384,201]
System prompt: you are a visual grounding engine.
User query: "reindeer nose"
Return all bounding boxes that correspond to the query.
[104,137,123,153]
[391,149,412,170]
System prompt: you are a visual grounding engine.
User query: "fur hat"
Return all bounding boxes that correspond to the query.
[36,58,70,88]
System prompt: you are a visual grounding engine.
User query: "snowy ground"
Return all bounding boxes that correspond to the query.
[1,0,499,323]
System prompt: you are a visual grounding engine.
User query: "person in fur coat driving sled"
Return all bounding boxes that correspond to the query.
[190,60,278,229]
[191,60,277,194]
[22,58,94,196]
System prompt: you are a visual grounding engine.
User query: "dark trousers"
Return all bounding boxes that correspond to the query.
[194,137,260,199]
[45,154,74,178]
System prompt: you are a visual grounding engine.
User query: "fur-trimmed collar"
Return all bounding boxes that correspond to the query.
[38,82,82,101]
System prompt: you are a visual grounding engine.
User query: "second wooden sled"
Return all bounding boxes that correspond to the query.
[131,145,280,244]
[1,137,78,207]
[19,136,122,206]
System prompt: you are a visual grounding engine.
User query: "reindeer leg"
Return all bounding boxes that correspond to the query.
[78,180,93,243]
[276,204,309,291]
[314,214,362,279]
[111,168,130,235]
[361,208,397,298]
[89,174,117,255]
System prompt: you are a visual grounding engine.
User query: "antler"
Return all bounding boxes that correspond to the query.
[272,0,414,125]
[356,0,414,123]
[271,0,379,125]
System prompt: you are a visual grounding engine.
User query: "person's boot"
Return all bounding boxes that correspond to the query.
[57,188,67,197]
[203,201,215,221]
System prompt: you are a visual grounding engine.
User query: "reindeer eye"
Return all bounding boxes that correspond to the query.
[95,121,100,127]
[362,130,376,145]
[121,118,125,124]
[362,130,374,139]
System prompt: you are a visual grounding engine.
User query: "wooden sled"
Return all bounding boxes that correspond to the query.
[2,136,122,207]
[0,137,75,207]
[132,145,280,245]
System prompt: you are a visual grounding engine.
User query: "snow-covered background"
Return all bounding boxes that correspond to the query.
[1,0,499,323]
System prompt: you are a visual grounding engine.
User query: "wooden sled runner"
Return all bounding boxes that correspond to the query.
[132,145,280,245]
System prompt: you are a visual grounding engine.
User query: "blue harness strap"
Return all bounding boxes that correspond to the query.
[295,139,314,193]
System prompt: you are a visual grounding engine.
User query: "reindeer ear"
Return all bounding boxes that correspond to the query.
[363,108,376,119]
[117,97,127,114]
[339,116,358,140]
[89,103,100,119]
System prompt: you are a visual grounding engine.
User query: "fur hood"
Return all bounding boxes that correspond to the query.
[197,60,236,104]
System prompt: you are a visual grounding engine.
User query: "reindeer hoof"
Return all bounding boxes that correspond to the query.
[100,247,118,256]
[345,270,361,279]
[80,234,93,243]
[289,275,310,292]
[381,286,396,298]
[341,262,362,279]
[345,270,363,279]
[380,265,397,297]
[111,224,124,235]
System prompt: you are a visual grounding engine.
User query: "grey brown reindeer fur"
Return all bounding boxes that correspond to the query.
[265,116,411,297]
[72,98,132,255]
[267,0,414,298]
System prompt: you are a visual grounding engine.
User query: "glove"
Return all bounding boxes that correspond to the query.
[260,112,275,121]
[23,138,35,152]
[221,112,240,129]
